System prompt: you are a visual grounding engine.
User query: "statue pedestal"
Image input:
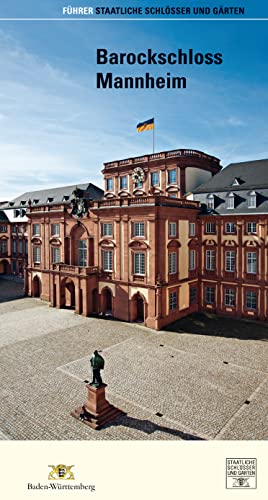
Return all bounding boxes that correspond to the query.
[71,384,125,430]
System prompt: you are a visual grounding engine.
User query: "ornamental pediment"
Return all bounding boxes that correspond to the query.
[104,193,116,199]
[166,186,179,192]
[222,239,238,247]
[244,239,261,248]
[202,239,217,246]
[49,238,61,246]
[133,189,146,196]
[99,239,116,248]
[129,240,149,249]
[31,237,41,244]
[167,240,181,248]
[118,190,129,197]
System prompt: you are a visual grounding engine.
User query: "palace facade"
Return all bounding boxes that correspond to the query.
[192,159,268,321]
[1,149,268,329]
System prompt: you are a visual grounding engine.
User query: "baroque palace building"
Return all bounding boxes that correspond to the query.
[1,148,268,329]
[192,159,268,321]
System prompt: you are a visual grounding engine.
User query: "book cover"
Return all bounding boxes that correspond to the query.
[0,1,267,499]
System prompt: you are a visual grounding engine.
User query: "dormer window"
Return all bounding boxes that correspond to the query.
[207,194,214,210]
[226,192,235,209]
[62,195,69,201]
[20,200,26,206]
[47,197,54,203]
[232,177,243,186]
[33,199,39,205]
[248,191,257,209]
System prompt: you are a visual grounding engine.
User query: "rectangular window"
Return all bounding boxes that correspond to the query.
[168,222,177,238]
[120,176,127,190]
[18,226,22,233]
[168,169,177,185]
[205,286,215,304]
[248,194,256,208]
[102,223,113,237]
[190,287,197,304]
[226,196,235,209]
[169,291,177,311]
[189,223,196,237]
[25,240,28,255]
[33,224,40,236]
[189,249,196,270]
[103,250,113,271]
[246,291,257,310]
[205,223,216,234]
[225,251,236,272]
[0,225,7,233]
[247,252,257,274]
[0,240,7,253]
[134,222,145,237]
[225,288,235,307]
[51,247,60,263]
[206,249,216,271]
[51,223,60,236]
[247,222,257,234]
[78,240,87,267]
[134,253,145,275]
[168,252,177,274]
[12,240,16,253]
[106,178,114,191]
[225,222,235,234]
[33,246,41,264]
[207,196,214,209]
[18,240,23,254]
[151,171,159,186]
[12,261,16,273]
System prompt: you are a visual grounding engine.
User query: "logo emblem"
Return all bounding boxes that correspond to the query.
[226,458,257,489]
[48,465,75,480]
[70,187,89,218]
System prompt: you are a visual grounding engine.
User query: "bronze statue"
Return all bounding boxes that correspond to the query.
[90,350,105,387]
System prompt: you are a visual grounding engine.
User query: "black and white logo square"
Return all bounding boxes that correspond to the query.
[226,458,257,489]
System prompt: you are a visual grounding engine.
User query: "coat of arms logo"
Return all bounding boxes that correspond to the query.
[48,464,75,480]
[70,187,88,218]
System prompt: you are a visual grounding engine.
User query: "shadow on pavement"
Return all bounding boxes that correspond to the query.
[165,312,268,342]
[0,276,25,303]
[103,414,205,440]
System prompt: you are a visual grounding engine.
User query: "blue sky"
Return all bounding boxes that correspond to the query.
[0,3,268,199]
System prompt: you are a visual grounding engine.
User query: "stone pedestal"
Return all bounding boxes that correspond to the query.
[71,384,125,430]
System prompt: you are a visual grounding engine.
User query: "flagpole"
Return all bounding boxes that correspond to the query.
[153,118,155,153]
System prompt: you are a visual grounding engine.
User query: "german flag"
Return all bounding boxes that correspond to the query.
[136,118,154,132]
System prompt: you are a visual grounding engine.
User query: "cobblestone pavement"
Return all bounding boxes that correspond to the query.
[0,279,267,440]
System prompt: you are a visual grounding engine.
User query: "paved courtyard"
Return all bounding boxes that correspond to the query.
[0,278,267,440]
